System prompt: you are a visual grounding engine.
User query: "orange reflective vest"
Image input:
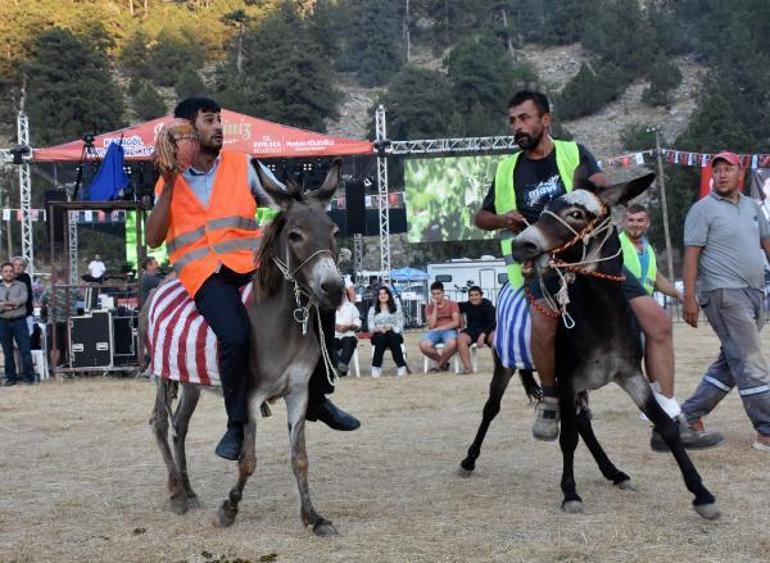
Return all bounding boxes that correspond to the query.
[154,150,261,297]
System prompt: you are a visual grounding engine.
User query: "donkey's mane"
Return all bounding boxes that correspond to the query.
[253,187,315,301]
[254,211,288,300]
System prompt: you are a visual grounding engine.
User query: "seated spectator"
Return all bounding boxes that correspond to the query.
[457,286,496,374]
[419,281,461,372]
[334,295,361,376]
[367,286,407,377]
[0,262,34,385]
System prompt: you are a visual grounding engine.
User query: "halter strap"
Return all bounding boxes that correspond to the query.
[271,243,338,387]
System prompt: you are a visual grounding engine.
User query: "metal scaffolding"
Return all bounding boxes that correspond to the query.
[17,110,33,273]
[389,135,518,156]
[374,105,391,282]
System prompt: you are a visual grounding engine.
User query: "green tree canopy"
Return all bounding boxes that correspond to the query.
[336,0,403,87]
[370,66,457,140]
[215,2,340,132]
[23,26,125,146]
[132,80,167,121]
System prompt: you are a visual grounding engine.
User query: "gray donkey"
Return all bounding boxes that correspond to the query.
[149,160,344,535]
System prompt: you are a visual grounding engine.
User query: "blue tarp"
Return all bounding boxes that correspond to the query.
[86,142,130,201]
[390,267,429,281]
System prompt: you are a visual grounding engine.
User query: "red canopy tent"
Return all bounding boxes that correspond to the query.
[32,109,373,161]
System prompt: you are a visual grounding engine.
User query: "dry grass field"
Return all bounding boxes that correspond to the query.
[1,324,769,563]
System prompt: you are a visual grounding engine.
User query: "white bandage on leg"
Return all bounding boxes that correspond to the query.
[640,381,682,421]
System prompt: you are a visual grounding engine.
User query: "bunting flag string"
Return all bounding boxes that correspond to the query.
[1,208,47,222]
[597,149,770,170]
[597,150,654,169]
[660,149,770,169]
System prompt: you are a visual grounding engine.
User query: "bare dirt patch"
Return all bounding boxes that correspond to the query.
[1,325,768,562]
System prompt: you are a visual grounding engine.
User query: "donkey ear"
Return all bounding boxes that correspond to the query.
[310,158,342,205]
[254,160,296,210]
[593,173,655,207]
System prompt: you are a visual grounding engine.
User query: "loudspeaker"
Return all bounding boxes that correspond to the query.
[365,209,407,235]
[45,189,68,243]
[69,311,113,368]
[345,181,366,234]
[112,316,137,365]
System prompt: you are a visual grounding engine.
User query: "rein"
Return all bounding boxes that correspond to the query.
[528,195,625,329]
[272,243,338,388]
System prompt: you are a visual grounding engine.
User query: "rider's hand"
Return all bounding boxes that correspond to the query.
[683,295,699,328]
[476,334,486,348]
[501,211,527,233]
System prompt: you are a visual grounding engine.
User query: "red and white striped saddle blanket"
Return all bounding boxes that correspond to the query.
[147,279,253,386]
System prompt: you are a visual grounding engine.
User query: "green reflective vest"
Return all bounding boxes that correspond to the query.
[494,139,581,288]
[619,231,657,294]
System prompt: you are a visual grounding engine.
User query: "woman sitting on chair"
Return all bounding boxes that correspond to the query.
[367,286,407,378]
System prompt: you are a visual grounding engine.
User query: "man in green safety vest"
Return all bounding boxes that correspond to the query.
[475,90,723,451]
[620,203,682,300]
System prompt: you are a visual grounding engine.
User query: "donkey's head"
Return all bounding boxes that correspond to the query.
[511,173,655,277]
[255,159,344,309]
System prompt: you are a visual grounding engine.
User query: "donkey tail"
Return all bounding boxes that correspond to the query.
[518,369,542,403]
[491,349,542,403]
[150,377,179,438]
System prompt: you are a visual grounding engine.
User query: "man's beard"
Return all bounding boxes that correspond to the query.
[515,129,543,150]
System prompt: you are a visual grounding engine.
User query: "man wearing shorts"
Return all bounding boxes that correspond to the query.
[420,281,461,371]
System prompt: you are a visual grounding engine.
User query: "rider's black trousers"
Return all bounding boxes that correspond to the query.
[195,267,335,426]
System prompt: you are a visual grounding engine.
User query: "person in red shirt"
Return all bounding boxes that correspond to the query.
[419,281,461,371]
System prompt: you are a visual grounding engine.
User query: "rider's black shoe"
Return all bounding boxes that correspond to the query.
[306,398,361,431]
[215,425,244,460]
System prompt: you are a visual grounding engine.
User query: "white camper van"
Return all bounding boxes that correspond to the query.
[426,256,508,305]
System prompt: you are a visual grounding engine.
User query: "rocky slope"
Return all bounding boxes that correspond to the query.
[327,42,707,157]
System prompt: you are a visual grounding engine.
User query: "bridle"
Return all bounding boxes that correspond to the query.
[272,240,338,387]
[526,192,625,328]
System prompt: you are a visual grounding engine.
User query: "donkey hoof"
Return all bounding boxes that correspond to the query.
[313,520,338,537]
[186,495,201,510]
[169,496,188,515]
[562,500,584,514]
[216,502,237,528]
[458,466,474,478]
[615,479,635,491]
[694,502,721,521]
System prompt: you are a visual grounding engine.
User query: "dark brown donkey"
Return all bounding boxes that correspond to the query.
[149,160,344,535]
[468,174,719,519]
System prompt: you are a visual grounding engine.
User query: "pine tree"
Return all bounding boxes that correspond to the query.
[133,81,167,121]
[119,29,152,80]
[175,67,208,100]
[342,0,404,87]
[370,66,456,139]
[148,28,205,87]
[215,2,340,132]
[445,35,535,135]
[23,26,125,146]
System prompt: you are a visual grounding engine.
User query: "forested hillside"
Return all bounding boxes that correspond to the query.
[1,0,769,263]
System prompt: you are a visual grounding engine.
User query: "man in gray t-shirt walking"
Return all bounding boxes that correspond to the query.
[681,151,770,453]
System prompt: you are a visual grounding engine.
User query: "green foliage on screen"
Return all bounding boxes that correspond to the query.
[405,156,500,243]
